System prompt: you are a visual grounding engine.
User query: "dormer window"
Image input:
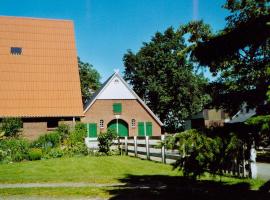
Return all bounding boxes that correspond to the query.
[10,47,22,55]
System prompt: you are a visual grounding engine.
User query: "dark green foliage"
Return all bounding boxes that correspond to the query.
[191,0,270,116]
[246,115,270,146]
[31,132,61,149]
[123,27,210,131]
[98,129,117,155]
[78,57,101,103]
[0,138,29,162]
[166,129,250,179]
[0,118,22,137]
[28,148,42,161]
[167,130,220,178]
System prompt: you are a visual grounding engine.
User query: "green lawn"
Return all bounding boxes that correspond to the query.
[0,156,180,183]
[0,156,268,199]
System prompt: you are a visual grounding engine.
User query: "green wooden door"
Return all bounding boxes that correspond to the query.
[146,122,153,136]
[138,122,152,136]
[107,119,128,137]
[138,122,145,136]
[87,123,97,138]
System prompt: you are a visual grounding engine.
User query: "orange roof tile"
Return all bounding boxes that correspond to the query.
[0,16,83,117]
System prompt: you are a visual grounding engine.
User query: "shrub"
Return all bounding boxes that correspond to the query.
[68,123,87,145]
[166,129,220,179]
[98,129,117,155]
[31,132,61,149]
[64,142,88,156]
[28,148,42,161]
[0,118,22,137]
[0,138,29,162]
[48,148,64,158]
[56,123,70,142]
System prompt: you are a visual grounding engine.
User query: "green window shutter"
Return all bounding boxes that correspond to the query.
[87,123,97,138]
[146,122,152,136]
[138,122,145,136]
[113,103,122,114]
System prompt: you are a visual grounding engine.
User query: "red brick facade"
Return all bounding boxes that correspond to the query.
[82,99,162,136]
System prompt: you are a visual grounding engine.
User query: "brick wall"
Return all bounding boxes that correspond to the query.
[22,122,47,140]
[82,99,162,136]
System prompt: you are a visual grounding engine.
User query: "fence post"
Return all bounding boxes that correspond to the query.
[145,136,150,160]
[161,134,166,164]
[134,136,137,157]
[124,136,128,155]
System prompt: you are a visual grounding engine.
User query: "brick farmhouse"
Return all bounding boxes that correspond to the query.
[82,72,163,137]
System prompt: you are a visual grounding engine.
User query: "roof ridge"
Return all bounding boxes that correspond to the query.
[0,15,73,22]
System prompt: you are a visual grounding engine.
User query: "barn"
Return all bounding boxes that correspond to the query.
[82,71,163,137]
[0,16,83,139]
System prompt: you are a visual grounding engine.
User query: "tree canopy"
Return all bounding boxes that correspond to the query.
[78,57,101,103]
[191,0,270,116]
[123,27,210,132]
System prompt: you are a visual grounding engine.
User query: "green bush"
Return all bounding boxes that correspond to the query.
[28,148,42,161]
[64,142,88,156]
[98,129,117,155]
[31,132,61,149]
[68,123,87,145]
[48,148,64,158]
[56,123,70,142]
[166,129,220,179]
[0,138,29,162]
[0,118,22,137]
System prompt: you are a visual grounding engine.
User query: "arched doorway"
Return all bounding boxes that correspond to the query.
[107,119,129,137]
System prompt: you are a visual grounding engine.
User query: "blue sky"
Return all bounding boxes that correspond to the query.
[0,0,229,81]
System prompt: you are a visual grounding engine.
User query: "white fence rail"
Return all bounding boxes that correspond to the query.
[85,135,180,164]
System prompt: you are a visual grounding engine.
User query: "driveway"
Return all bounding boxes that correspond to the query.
[257,162,270,180]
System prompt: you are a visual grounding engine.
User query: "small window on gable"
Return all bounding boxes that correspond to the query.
[114,78,119,84]
[10,47,22,55]
[99,120,104,128]
[131,119,136,128]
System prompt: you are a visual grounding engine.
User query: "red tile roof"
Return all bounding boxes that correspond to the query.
[0,16,83,117]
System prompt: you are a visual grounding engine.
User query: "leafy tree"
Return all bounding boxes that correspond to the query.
[192,0,270,116]
[0,118,22,137]
[123,27,210,132]
[78,57,101,103]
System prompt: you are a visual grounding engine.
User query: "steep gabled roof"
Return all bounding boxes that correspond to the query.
[0,16,83,117]
[84,72,163,126]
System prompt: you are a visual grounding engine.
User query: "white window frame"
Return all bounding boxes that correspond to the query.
[99,119,104,129]
[131,119,136,128]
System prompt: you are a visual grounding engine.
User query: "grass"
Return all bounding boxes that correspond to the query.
[0,156,268,199]
[0,155,181,184]
[0,187,112,198]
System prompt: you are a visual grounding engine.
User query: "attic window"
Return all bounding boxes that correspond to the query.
[10,47,22,55]
[114,79,119,84]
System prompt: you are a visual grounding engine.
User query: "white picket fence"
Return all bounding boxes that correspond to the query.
[85,135,180,164]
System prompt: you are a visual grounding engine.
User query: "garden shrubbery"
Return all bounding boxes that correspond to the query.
[0,138,29,163]
[98,129,117,155]
[0,120,92,163]
[165,129,251,179]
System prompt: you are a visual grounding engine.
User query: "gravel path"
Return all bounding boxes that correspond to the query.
[0,182,124,189]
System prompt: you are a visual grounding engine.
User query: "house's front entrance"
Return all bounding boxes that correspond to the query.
[107,119,128,137]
